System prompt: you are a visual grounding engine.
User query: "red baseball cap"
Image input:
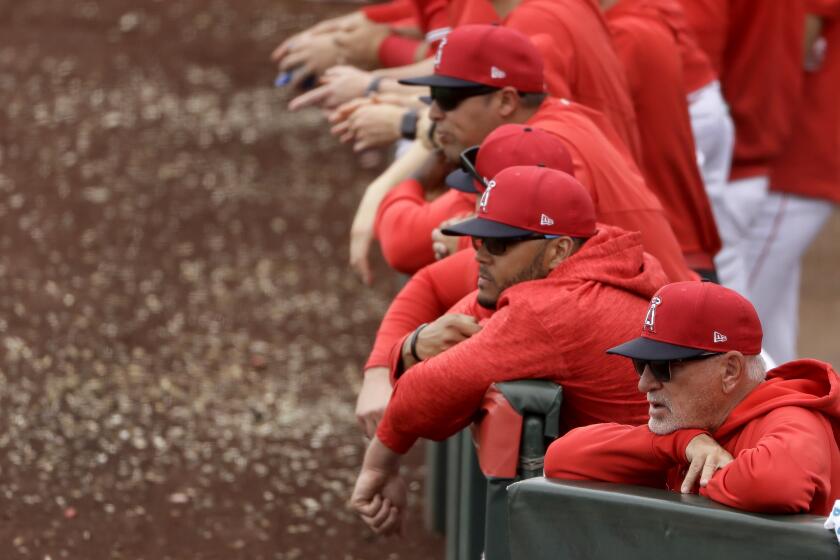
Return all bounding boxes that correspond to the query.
[442,166,596,238]
[399,25,545,92]
[447,124,575,193]
[608,282,763,360]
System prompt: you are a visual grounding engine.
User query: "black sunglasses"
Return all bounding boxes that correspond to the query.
[632,352,722,383]
[471,234,553,256]
[430,86,500,111]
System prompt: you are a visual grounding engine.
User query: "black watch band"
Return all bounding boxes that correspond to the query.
[365,76,383,96]
[400,109,419,140]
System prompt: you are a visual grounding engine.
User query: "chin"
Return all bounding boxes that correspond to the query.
[476,293,497,310]
[648,417,678,435]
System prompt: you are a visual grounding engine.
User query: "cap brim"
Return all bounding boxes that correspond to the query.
[607,337,710,360]
[445,169,480,193]
[398,74,484,88]
[441,217,533,237]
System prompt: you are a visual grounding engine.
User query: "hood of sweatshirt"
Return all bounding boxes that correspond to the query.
[526,223,670,301]
[714,359,840,440]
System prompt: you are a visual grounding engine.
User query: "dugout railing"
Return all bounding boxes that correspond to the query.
[428,380,839,560]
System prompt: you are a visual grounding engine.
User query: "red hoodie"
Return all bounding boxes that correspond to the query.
[375,225,670,454]
[545,359,840,515]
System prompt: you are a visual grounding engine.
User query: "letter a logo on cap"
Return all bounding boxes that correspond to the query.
[540,214,554,226]
[644,296,661,332]
[434,37,447,68]
[713,331,728,343]
[479,180,496,213]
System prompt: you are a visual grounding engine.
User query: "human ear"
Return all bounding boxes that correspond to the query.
[720,351,745,394]
[497,87,520,118]
[545,237,574,269]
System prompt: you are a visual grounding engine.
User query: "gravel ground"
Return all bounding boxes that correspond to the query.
[0,1,441,558]
[1,1,838,559]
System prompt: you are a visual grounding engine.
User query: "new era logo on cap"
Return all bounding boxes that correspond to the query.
[713,331,728,343]
[491,66,507,79]
[540,214,554,226]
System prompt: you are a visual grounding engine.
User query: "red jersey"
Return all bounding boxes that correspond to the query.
[771,4,840,203]
[545,360,840,516]
[374,179,475,275]
[376,226,668,453]
[679,0,807,180]
[504,0,643,163]
[529,98,696,282]
[607,0,721,269]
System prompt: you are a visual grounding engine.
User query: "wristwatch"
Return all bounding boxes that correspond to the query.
[400,109,419,140]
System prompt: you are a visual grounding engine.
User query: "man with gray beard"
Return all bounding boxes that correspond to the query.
[545,281,840,515]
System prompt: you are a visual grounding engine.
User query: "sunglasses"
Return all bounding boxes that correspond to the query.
[430,86,500,111]
[471,234,552,256]
[632,352,722,383]
[458,146,486,190]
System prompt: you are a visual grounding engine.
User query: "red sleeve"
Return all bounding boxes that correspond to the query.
[378,33,423,67]
[362,0,417,23]
[544,423,704,488]
[374,180,476,274]
[376,299,556,453]
[503,12,575,99]
[701,407,833,514]
[364,249,479,369]
[806,0,840,16]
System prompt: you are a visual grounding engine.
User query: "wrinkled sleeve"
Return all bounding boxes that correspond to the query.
[376,300,558,453]
[545,424,703,488]
[363,0,417,23]
[701,407,833,513]
[374,180,474,274]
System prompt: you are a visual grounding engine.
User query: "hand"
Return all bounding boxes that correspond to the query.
[403,314,482,367]
[271,11,365,64]
[334,20,392,69]
[275,34,346,90]
[411,149,457,193]
[355,367,393,438]
[350,437,407,536]
[343,103,406,152]
[681,433,734,493]
[432,214,473,260]
[289,66,374,111]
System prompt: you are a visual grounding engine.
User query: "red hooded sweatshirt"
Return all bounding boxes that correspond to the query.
[544,359,840,515]
[375,225,670,454]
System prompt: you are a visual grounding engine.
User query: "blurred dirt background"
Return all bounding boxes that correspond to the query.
[0,0,441,558]
[0,0,837,559]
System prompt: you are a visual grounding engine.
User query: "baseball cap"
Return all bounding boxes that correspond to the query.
[442,166,596,238]
[446,124,575,193]
[608,282,763,360]
[399,25,545,92]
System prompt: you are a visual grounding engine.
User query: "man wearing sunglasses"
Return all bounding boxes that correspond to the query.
[545,281,840,516]
[350,165,672,535]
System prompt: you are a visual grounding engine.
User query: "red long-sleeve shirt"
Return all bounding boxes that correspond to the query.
[374,180,475,275]
[545,359,840,515]
[678,0,807,180]
[771,3,840,203]
[504,0,643,164]
[375,225,669,453]
[607,0,721,270]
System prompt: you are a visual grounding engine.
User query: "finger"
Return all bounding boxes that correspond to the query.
[363,416,377,439]
[278,49,310,72]
[699,459,719,488]
[288,84,331,111]
[354,493,383,517]
[271,34,303,61]
[351,254,373,286]
[681,458,703,493]
[368,498,392,529]
[329,120,351,136]
[451,315,483,336]
[377,506,402,536]
[288,63,315,90]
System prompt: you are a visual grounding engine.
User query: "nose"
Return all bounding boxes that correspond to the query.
[637,367,662,394]
[429,100,445,122]
[474,242,491,265]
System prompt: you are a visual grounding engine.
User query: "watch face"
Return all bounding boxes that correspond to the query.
[401,110,419,140]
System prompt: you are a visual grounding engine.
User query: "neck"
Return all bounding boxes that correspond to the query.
[507,104,541,126]
[707,380,761,432]
[492,0,520,19]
